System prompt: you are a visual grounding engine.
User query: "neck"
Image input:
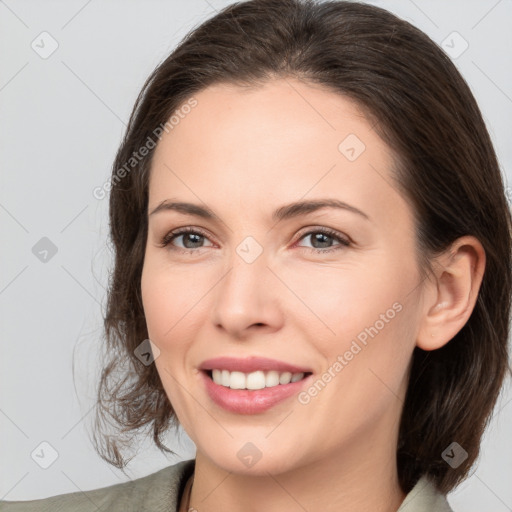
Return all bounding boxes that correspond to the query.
[188,433,406,512]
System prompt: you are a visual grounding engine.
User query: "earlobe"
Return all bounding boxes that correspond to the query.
[416,236,486,351]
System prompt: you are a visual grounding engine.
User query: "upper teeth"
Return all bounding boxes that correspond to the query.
[211,369,306,390]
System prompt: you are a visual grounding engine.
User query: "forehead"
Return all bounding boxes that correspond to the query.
[148,78,407,226]
[156,78,376,160]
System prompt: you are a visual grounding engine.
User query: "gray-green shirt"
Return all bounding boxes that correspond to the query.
[0,459,454,511]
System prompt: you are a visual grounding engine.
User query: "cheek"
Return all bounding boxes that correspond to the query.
[309,305,414,439]
[141,265,200,424]
[285,257,417,387]
[336,295,415,400]
[277,257,408,339]
[141,260,204,342]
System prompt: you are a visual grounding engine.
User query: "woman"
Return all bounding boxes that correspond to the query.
[2,0,510,511]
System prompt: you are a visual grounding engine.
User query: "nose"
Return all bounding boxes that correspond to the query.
[210,244,283,339]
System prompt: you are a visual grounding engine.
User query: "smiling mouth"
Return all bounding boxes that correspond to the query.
[203,369,313,390]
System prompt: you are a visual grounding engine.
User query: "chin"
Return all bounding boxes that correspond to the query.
[199,440,307,477]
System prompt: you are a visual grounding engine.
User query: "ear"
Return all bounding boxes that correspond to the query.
[416,235,486,351]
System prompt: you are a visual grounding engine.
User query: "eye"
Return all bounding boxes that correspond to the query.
[158,227,213,253]
[158,226,350,255]
[295,227,350,254]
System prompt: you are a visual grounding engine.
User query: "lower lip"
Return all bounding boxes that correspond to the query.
[200,371,312,414]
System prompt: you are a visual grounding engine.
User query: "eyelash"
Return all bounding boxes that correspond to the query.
[158,226,350,255]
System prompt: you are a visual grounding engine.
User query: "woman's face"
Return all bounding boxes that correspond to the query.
[141,78,426,475]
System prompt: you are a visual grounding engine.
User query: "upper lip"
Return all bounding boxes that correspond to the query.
[199,356,312,374]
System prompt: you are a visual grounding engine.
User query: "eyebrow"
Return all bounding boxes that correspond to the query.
[148,198,370,222]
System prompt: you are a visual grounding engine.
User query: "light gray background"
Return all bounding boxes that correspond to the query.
[1,0,511,510]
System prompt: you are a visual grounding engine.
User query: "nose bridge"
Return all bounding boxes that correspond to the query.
[220,234,269,306]
[212,233,279,333]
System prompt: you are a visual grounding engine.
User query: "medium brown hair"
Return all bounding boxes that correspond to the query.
[92,0,512,495]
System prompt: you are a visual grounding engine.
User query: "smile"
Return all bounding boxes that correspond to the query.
[209,369,308,389]
[198,356,314,414]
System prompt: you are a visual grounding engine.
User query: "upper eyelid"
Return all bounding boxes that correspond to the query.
[163,225,346,237]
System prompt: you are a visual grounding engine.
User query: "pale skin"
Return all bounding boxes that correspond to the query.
[140,78,485,512]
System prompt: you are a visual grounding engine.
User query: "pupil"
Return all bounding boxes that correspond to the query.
[313,233,330,248]
[184,233,203,248]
